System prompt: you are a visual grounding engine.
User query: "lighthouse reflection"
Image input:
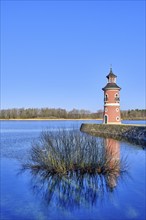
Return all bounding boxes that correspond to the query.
[104,138,120,189]
[27,139,127,209]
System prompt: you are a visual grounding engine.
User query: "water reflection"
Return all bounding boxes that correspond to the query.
[29,171,108,209]
[21,138,128,210]
[104,139,120,188]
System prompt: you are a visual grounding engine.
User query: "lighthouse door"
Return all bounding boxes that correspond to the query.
[105,115,108,124]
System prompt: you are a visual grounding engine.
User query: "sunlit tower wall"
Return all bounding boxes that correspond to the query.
[102,68,121,124]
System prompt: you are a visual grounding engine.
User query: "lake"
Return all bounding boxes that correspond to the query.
[0,120,145,220]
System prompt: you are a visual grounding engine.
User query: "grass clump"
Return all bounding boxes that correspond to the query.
[22,129,127,180]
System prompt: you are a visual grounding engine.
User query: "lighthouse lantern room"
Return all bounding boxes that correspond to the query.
[102,68,121,124]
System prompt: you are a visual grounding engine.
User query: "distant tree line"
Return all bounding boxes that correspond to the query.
[0,108,101,119]
[121,109,146,120]
[0,108,145,120]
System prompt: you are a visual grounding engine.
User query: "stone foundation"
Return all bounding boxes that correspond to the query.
[80,124,146,147]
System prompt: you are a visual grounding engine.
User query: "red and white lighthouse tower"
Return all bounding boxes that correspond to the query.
[102,68,121,124]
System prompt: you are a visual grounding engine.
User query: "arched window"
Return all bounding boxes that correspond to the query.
[115,93,120,102]
[104,94,108,102]
[104,115,108,124]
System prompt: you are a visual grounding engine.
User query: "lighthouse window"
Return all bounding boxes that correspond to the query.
[115,93,120,102]
[116,108,119,112]
[105,107,108,112]
[109,77,115,83]
[116,116,120,121]
[104,94,108,101]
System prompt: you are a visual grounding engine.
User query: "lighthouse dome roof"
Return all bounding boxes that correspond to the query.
[106,68,117,79]
[102,83,121,91]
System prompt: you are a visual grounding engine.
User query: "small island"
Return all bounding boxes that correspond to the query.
[80,123,146,146]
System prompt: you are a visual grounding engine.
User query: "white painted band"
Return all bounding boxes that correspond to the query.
[104,103,120,106]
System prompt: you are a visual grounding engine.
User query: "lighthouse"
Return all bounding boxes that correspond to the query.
[102,68,121,124]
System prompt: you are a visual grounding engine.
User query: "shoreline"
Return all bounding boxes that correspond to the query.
[0,118,102,121]
[0,118,145,121]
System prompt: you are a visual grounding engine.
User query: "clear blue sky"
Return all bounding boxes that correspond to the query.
[1,0,145,112]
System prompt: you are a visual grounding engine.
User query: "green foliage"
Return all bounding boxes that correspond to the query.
[121,109,146,120]
[0,108,145,119]
[0,107,99,119]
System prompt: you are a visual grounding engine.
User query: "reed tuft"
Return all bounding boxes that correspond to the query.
[22,129,127,182]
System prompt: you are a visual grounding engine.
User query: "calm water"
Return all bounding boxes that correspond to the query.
[0,120,145,220]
